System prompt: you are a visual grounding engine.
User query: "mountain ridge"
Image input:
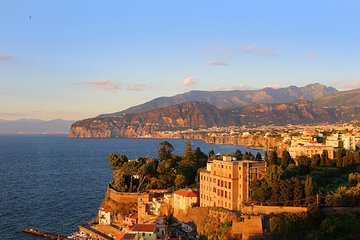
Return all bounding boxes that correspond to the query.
[101,83,338,116]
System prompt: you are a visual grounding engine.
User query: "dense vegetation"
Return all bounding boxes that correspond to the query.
[251,149,360,207]
[268,210,360,240]
[108,141,209,192]
[108,142,259,193]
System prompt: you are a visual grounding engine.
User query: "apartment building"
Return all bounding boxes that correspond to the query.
[289,143,335,159]
[199,156,266,211]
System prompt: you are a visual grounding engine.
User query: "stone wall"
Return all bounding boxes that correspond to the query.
[107,187,142,203]
[231,215,263,240]
[241,205,307,215]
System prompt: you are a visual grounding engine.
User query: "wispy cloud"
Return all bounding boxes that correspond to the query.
[127,83,155,91]
[81,80,120,91]
[207,60,229,66]
[307,51,316,59]
[340,80,360,90]
[212,84,251,91]
[182,76,198,88]
[0,54,15,62]
[239,44,277,58]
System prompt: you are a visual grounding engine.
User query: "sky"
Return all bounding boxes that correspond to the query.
[1,0,360,121]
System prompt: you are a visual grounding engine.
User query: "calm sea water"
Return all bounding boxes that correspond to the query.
[0,135,261,239]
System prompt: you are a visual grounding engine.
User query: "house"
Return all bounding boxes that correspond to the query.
[173,188,199,213]
[130,224,157,240]
[98,205,113,225]
[124,213,138,227]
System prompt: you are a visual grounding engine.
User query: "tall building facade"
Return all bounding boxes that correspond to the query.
[199,156,266,211]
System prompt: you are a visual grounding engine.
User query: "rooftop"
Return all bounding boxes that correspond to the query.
[174,189,199,198]
[131,224,156,233]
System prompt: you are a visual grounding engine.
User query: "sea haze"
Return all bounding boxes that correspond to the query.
[0,135,262,239]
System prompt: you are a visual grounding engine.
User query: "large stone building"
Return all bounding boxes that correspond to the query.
[199,156,266,211]
[289,143,335,159]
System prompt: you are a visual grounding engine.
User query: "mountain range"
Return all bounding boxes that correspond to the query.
[0,119,74,134]
[102,83,338,116]
[69,83,360,138]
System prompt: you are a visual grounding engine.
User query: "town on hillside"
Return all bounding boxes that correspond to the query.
[71,124,360,240]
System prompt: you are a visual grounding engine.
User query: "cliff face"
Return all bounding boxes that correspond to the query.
[70,100,360,139]
[69,102,233,138]
[228,100,336,125]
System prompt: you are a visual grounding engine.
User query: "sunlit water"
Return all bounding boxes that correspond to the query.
[0,134,262,239]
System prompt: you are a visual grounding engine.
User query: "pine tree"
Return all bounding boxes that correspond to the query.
[293,177,303,207]
[304,175,315,206]
[281,150,292,169]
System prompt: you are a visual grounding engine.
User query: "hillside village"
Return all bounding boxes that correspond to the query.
[72,122,360,240]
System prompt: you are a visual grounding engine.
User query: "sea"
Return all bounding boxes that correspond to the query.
[0,134,262,239]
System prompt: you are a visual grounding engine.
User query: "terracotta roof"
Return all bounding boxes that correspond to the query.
[128,213,138,219]
[101,205,113,212]
[174,189,199,198]
[131,224,156,233]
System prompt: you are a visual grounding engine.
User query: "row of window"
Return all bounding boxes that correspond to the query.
[200,175,232,190]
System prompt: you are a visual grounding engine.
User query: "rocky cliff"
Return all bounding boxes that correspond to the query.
[70,100,360,139]
[69,102,234,138]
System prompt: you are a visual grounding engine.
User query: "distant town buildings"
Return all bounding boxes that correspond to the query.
[199,156,266,210]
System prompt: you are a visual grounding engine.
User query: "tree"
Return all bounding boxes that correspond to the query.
[136,158,157,192]
[320,150,329,167]
[292,177,303,206]
[269,151,278,166]
[281,150,292,169]
[175,174,186,189]
[108,154,128,169]
[158,141,174,161]
[234,149,243,160]
[182,141,194,162]
[304,175,315,206]
[336,148,346,168]
[208,149,215,159]
[121,160,139,192]
[279,180,292,205]
[255,152,262,161]
[193,147,207,168]
[311,154,321,168]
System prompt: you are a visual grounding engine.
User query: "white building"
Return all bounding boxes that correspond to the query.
[98,205,113,225]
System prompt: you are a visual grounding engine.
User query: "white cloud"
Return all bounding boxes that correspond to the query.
[182,76,198,88]
[0,54,15,62]
[81,80,120,91]
[127,83,155,91]
[212,84,251,91]
[264,83,283,89]
[207,60,229,66]
[239,44,277,58]
[307,51,316,59]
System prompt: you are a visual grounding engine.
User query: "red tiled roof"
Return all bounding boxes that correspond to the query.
[131,224,156,232]
[128,213,138,219]
[101,205,112,212]
[174,189,199,198]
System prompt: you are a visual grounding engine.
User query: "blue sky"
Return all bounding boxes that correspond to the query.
[1,0,360,120]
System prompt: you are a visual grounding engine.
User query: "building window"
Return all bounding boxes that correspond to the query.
[225,191,227,198]
[229,182,231,189]
[229,174,231,178]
